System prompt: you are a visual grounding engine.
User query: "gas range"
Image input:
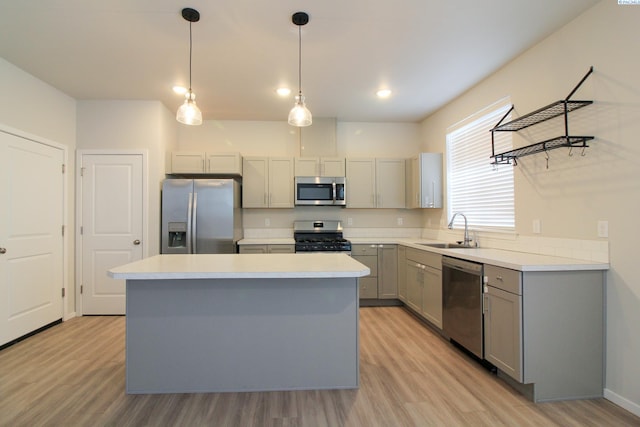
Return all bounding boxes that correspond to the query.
[293,220,352,253]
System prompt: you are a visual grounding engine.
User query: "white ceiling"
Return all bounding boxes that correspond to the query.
[0,0,599,123]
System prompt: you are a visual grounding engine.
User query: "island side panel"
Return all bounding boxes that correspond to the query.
[125,277,359,394]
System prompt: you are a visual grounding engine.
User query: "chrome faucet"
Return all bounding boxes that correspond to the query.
[448,212,473,247]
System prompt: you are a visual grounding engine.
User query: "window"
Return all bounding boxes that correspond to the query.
[446,100,515,231]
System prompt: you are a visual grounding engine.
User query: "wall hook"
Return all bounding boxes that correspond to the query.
[545,150,549,169]
[581,146,587,156]
[568,147,574,157]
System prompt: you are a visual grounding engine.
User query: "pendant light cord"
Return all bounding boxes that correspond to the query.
[297,25,302,96]
[189,21,193,92]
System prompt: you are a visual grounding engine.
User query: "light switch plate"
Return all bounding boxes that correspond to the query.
[397,217,403,226]
[533,219,541,234]
[597,220,608,238]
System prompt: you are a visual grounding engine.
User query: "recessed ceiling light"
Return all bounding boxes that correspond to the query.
[277,87,291,97]
[376,89,392,98]
[173,85,187,95]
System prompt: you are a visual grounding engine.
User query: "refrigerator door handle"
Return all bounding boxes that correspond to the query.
[191,192,198,254]
[186,192,194,254]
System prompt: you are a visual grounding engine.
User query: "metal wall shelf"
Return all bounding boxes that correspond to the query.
[490,66,594,166]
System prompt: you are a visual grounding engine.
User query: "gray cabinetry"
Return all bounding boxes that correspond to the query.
[484,264,522,381]
[421,264,442,328]
[352,244,379,299]
[397,246,407,302]
[483,264,604,402]
[404,248,442,329]
[242,157,294,208]
[352,244,397,300]
[239,244,267,254]
[345,158,405,208]
[239,244,295,254]
[378,245,398,298]
[406,153,443,209]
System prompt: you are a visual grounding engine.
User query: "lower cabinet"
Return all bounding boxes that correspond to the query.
[352,244,397,300]
[397,246,407,302]
[483,263,604,402]
[404,248,442,329]
[239,244,295,254]
[484,264,522,381]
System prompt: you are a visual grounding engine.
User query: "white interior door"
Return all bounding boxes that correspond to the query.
[79,153,144,315]
[0,131,64,346]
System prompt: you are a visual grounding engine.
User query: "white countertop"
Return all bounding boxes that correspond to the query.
[108,253,370,280]
[399,242,607,271]
[238,237,609,272]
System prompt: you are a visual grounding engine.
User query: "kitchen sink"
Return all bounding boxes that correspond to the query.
[417,242,473,249]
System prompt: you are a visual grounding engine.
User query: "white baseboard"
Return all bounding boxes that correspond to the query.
[63,311,76,321]
[604,388,640,417]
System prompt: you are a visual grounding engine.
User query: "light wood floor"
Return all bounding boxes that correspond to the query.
[1,307,638,427]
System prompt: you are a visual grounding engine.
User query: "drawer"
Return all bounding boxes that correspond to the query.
[484,264,522,295]
[351,244,379,256]
[405,248,442,269]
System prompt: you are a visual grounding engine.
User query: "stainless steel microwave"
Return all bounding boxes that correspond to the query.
[295,177,346,206]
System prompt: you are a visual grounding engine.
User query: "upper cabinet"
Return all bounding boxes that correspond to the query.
[170,151,242,175]
[346,158,405,208]
[242,157,294,208]
[294,157,345,177]
[406,153,443,209]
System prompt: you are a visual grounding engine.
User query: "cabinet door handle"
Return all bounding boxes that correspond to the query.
[0,247,6,254]
[133,239,141,245]
[496,275,504,281]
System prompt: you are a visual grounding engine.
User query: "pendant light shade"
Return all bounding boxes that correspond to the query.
[176,90,202,125]
[288,94,312,127]
[288,12,312,127]
[176,8,202,126]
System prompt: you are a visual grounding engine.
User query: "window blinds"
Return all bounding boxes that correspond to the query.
[446,102,515,231]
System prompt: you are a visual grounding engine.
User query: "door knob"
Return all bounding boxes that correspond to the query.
[0,248,6,254]
[133,240,141,245]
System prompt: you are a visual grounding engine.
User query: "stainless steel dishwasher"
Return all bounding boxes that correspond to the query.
[442,256,484,359]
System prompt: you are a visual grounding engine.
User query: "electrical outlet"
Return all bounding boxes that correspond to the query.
[397,217,404,226]
[265,218,270,227]
[597,220,608,238]
[347,217,353,226]
[533,219,541,234]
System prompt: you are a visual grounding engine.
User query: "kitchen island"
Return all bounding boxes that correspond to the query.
[108,253,370,394]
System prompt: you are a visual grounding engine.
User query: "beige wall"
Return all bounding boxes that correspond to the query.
[420,0,640,413]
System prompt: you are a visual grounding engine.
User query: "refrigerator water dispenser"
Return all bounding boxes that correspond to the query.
[168,222,187,248]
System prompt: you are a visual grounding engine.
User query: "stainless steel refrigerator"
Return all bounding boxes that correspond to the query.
[161,179,242,254]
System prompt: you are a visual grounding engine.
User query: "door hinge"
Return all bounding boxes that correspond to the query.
[80,285,83,294]
[80,167,85,177]
[62,288,65,298]
[80,226,83,235]
[62,225,65,236]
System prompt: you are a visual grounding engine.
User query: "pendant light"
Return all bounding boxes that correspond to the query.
[176,8,202,126]
[288,12,312,127]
